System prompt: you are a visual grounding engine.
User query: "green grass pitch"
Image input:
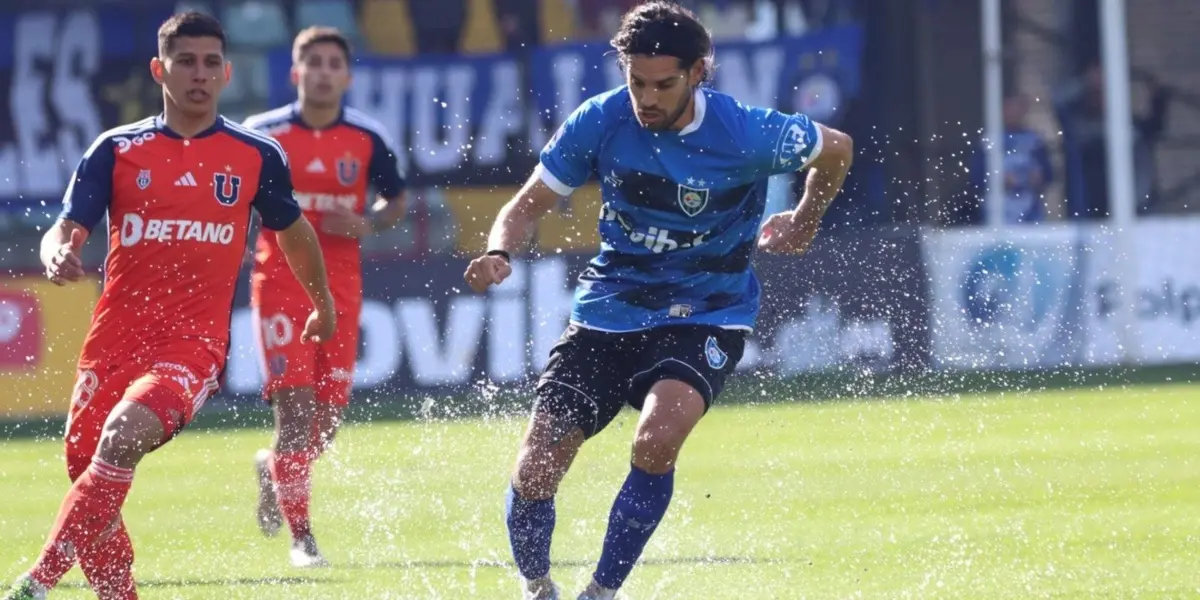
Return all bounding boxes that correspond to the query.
[1,381,1197,598]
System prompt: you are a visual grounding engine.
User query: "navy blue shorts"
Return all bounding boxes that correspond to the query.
[533,324,746,439]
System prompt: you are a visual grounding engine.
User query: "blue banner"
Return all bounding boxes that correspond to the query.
[0,7,170,213]
[268,26,863,187]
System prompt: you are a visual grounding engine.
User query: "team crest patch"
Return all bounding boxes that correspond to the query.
[774,114,814,170]
[704,336,728,370]
[136,170,152,190]
[677,183,709,217]
[336,154,360,187]
[213,173,242,206]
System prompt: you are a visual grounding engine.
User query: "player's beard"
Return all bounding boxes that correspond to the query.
[645,87,694,132]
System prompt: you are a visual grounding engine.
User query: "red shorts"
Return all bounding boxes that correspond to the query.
[66,339,224,463]
[251,296,359,407]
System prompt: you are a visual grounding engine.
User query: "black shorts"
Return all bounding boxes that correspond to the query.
[533,323,746,439]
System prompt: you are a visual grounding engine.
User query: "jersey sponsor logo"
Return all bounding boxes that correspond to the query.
[336,154,360,187]
[293,191,358,212]
[119,214,236,246]
[677,182,710,217]
[114,131,157,154]
[152,361,199,396]
[136,169,151,190]
[774,114,814,170]
[213,172,243,206]
[600,204,709,253]
[71,369,99,410]
[704,336,728,369]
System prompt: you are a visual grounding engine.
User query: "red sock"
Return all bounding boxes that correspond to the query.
[78,519,137,600]
[307,420,326,462]
[270,451,313,540]
[29,457,134,590]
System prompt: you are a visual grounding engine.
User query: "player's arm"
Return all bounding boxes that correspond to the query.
[42,136,115,284]
[253,142,336,341]
[753,109,853,254]
[792,122,853,228]
[487,169,568,256]
[275,218,335,314]
[364,129,409,234]
[465,99,603,292]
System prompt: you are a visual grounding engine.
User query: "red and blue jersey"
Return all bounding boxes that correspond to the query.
[59,115,302,368]
[242,103,406,312]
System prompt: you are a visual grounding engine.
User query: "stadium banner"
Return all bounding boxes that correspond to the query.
[0,6,171,212]
[266,26,863,188]
[219,225,928,400]
[921,217,1200,370]
[0,276,101,419]
[1087,218,1200,365]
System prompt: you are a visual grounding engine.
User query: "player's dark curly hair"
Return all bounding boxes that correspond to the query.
[158,11,227,57]
[610,1,715,83]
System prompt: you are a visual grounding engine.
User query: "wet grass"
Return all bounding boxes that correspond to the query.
[1,380,1197,598]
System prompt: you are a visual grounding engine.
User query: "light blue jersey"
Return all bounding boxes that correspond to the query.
[539,86,823,332]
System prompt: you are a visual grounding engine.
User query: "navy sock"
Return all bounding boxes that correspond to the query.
[505,483,556,580]
[593,465,675,590]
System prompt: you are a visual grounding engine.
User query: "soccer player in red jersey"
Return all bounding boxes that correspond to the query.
[241,26,407,567]
[3,12,335,600]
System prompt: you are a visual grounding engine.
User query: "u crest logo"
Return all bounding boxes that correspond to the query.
[336,155,360,187]
[213,173,242,206]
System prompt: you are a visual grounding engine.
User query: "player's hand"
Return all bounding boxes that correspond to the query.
[757,211,820,255]
[301,305,336,344]
[320,206,372,239]
[46,229,87,285]
[463,254,512,293]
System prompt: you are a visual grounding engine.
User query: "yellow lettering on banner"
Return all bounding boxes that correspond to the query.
[442,184,602,256]
[444,186,515,255]
[537,183,601,252]
[0,276,100,419]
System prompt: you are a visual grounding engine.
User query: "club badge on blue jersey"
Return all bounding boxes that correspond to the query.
[704,336,728,370]
[677,183,710,217]
[774,114,815,170]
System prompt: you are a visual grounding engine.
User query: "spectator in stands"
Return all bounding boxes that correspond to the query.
[965,92,1054,224]
[1055,60,1172,218]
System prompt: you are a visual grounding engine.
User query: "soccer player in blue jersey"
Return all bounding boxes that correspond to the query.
[463,2,853,599]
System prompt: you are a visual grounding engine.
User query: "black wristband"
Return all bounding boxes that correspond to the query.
[486,249,511,263]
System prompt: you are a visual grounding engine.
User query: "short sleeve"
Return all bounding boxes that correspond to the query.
[58,136,115,231]
[367,131,406,199]
[538,98,605,196]
[253,143,302,231]
[745,106,824,178]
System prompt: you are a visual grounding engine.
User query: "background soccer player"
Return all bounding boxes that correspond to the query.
[3,12,335,600]
[462,3,854,599]
[242,26,407,567]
